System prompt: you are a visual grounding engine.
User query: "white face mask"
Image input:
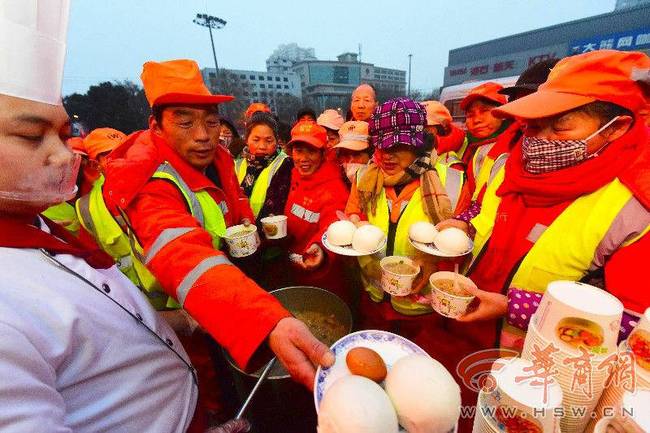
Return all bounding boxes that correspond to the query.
[343,163,366,183]
[0,153,80,205]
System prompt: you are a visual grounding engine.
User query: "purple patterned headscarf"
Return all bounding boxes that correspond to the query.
[369,97,427,150]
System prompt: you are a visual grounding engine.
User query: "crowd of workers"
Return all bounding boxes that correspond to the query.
[1,3,650,433]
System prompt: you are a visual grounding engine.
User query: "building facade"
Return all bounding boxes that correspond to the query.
[443,4,650,88]
[292,52,406,113]
[201,67,301,114]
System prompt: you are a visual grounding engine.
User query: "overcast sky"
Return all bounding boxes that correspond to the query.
[63,0,614,96]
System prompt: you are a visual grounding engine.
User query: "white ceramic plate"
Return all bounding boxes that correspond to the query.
[409,236,473,257]
[322,232,387,257]
[313,330,428,414]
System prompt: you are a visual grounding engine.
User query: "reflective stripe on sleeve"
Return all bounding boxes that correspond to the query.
[145,227,196,264]
[176,255,233,306]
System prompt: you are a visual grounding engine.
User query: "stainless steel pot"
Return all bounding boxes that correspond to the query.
[225,286,352,433]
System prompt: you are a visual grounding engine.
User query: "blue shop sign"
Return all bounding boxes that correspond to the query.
[569,28,650,55]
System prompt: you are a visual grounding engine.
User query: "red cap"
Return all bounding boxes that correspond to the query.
[141,59,234,107]
[287,120,327,149]
[245,102,271,119]
[493,50,650,119]
[460,82,507,111]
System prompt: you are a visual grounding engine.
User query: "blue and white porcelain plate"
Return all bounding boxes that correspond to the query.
[313,330,428,413]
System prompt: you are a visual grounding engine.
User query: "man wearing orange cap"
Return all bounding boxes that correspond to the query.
[80,59,333,424]
[420,51,650,430]
[350,83,378,122]
[85,127,127,166]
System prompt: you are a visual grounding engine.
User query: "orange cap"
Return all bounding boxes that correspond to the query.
[420,100,453,126]
[460,82,507,111]
[141,59,234,108]
[287,120,327,149]
[67,137,87,156]
[494,50,650,120]
[84,128,127,160]
[245,102,271,119]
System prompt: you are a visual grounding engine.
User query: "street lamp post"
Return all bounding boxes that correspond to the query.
[407,54,413,97]
[193,13,226,76]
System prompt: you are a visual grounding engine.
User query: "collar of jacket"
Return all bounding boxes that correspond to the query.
[290,161,342,190]
[104,129,232,210]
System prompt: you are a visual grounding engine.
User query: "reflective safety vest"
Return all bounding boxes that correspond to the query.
[43,201,81,235]
[469,166,650,349]
[356,164,461,316]
[434,154,464,213]
[235,152,288,217]
[470,142,498,201]
[76,162,227,310]
[470,167,650,290]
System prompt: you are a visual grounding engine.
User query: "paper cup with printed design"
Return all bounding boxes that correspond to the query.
[619,340,650,388]
[523,319,612,433]
[627,308,650,377]
[260,215,288,239]
[429,271,477,319]
[379,256,420,296]
[223,224,260,257]
[482,357,562,433]
[535,281,623,356]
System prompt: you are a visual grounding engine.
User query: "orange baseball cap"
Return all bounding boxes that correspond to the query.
[460,82,507,111]
[245,102,271,119]
[67,137,87,156]
[287,120,327,149]
[84,127,127,160]
[493,50,650,120]
[334,121,369,151]
[420,100,453,126]
[141,59,234,108]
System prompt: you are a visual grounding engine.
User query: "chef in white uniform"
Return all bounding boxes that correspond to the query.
[0,1,199,432]
[0,2,330,432]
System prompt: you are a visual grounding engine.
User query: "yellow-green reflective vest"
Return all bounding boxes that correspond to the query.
[235,152,288,217]
[76,162,227,310]
[469,164,650,348]
[357,166,451,316]
[43,201,80,235]
[434,155,464,213]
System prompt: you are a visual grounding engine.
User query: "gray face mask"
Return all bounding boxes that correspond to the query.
[521,116,619,174]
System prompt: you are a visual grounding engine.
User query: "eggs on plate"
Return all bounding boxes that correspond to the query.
[327,221,386,253]
[319,351,461,433]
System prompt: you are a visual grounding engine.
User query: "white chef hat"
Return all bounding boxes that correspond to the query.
[0,0,70,105]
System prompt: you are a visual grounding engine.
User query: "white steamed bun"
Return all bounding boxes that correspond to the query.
[327,220,357,246]
[385,354,461,433]
[318,375,399,433]
[433,228,470,255]
[409,221,438,244]
[352,224,386,253]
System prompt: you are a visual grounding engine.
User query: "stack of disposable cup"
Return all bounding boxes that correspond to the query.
[472,357,563,433]
[522,281,624,433]
[585,338,650,433]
